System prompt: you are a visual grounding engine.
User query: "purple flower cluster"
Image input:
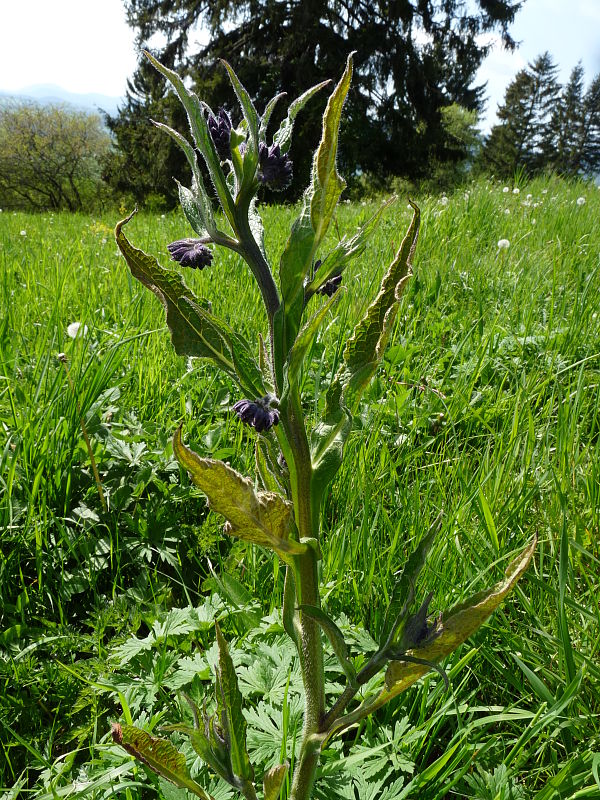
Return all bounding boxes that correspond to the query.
[317,274,342,297]
[233,395,280,433]
[208,108,233,161]
[258,142,293,190]
[167,239,213,269]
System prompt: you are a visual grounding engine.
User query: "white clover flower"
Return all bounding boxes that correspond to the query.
[20,230,27,236]
[513,187,520,194]
[67,322,88,339]
[576,196,586,206]
[497,238,510,250]
[502,186,510,193]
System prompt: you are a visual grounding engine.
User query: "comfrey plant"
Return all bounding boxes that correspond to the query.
[112,52,535,800]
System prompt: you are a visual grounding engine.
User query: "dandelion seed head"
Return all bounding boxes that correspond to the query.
[513,187,520,195]
[67,322,88,338]
[497,238,510,250]
[576,196,586,206]
[502,186,510,193]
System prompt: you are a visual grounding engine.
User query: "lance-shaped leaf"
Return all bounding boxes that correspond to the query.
[263,762,289,800]
[322,538,536,746]
[333,200,420,413]
[115,212,264,398]
[305,197,396,302]
[173,427,307,560]
[310,202,420,508]
[273,55,353,386]
[163,722,233,787]
[379,514,442,649]
[221,60,260,199]
[260,92,286,140]
[144,50,235,225]
[151,120,219,241]
[111,723,215,800]
[214,622,254,786]
[299,604,357,686]
[273,80,331,154]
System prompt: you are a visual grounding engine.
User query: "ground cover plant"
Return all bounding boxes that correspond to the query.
[1,115,599,799]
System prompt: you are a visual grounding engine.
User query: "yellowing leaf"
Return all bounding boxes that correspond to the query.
[112,723,214,800]
[173,427,306,560]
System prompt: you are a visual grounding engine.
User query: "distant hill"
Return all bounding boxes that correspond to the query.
[0,84,122,116]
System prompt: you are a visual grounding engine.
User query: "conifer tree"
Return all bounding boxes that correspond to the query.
[108,0,523,202]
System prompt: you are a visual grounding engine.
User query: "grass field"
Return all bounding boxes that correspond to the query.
[1,176,599,799]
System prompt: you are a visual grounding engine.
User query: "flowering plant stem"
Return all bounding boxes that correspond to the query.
[112,50,536,800]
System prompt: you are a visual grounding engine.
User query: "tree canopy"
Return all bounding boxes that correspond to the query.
[108,0,524,203]
[0,102,111,211]
[481,54,600,178]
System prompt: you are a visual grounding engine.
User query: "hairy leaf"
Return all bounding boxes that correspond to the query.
[379,514,442,648]
[274,54,354,385]
[273,80,331,154]
[322,538,536,745]
[299,604,356,686]
[111,723,214,800]
[173,427,306,560]
[163,723,233,786]
[215,622,254,785]
[115,212,264,397]
[144,50,235,224]
[305,197,396,301]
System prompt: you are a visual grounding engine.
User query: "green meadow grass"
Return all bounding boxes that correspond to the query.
[1,176,599,798]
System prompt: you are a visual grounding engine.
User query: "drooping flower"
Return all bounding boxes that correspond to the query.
[208,108,233,161]
[257,142,293,190]
[232,395,280,433]
[317,274,343,297]
[167,239,213,269]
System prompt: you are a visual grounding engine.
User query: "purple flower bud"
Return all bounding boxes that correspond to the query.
[232,395,280,433]
[208,108,232,161]
[258,142,293,190]
[167,239,213,269]
[317,274,342,297]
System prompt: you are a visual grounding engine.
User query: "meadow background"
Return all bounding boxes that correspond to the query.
[1,176,599,799]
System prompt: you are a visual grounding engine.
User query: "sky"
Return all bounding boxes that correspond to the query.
[1,0,599,131]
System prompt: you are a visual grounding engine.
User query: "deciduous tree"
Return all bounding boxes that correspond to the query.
[0,101,110,210]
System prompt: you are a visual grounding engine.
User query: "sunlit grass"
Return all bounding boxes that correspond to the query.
[1,175,599,797]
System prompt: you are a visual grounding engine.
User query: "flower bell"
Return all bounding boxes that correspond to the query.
[208,108,233,161]
[257,142,293,190]
[167,239,213,269]
[232,395,280,433]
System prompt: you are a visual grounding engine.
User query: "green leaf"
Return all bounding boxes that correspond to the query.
[274,54,354,385]
[263,762,289,800]
[332,200,420,413]
[221,60,259,156]
[259,92,287,140]
[144,51,235,224]
[173,427,306,560]
[305,197,396,301]
[273,80,331,154]
[299,604,356,686]
[215,622,254,784]
[379,514,441,648]
[285,288,342,390]
[163,723,233,786]
[322,538,537,746]
[255,438,285,494]
[310,202,419,505]
[115,212,264,398]
[384,537,537,695]
[111,723,214,800]
[150,119,218,240]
